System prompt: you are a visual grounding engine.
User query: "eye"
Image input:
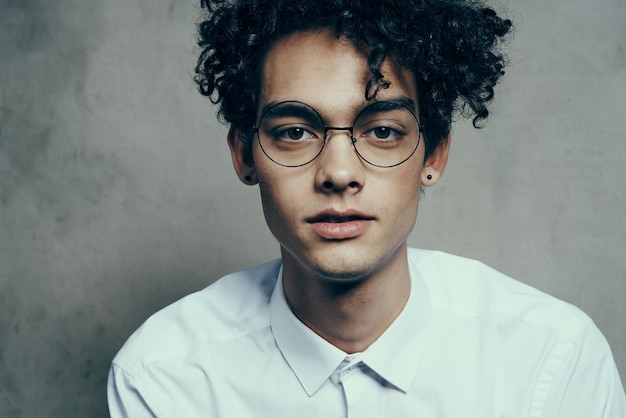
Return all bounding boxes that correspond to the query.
[285,127,307,140]
[275,126,316,141]
[362,125,403,142]
[353,104,417,146]
[372,126,393,139]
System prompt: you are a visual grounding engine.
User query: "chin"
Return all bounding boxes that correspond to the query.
[304,253,385,283]
[311,266,372,282]
[282,240,406,283]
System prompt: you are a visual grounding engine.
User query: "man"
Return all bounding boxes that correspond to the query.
[108,0,626,416]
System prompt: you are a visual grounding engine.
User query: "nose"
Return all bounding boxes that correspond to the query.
[314,129,365,194]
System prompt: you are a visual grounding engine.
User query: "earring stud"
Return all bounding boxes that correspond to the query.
[427,174,433,180]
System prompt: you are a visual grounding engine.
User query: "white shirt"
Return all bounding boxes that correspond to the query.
[108,249,626,417]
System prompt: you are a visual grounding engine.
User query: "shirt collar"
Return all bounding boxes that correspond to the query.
[359,260,431,392]
[269,259,431,396]
[269,266,347,396]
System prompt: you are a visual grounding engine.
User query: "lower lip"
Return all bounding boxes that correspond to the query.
[309,219,372,240]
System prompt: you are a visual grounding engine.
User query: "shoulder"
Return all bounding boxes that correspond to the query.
[408,248,592,337]
[407,249,626,415]
[112,259,281,374]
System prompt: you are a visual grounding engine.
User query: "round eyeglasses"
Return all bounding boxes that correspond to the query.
[252,100,422,168]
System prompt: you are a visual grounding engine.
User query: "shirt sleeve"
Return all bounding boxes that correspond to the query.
[540,321,626,418]
[107,362,164,418]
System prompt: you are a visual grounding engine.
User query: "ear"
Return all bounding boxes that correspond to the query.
[227,126,257,185]
[421,134,451,187]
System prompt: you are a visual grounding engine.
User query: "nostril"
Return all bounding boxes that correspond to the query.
[321,180,361,192]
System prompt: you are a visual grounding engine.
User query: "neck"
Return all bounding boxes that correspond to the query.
[281,245,411,354]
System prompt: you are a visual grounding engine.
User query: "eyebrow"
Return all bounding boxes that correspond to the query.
[257,96,418,124]
[360,96,417,115]
[260,102,322,122]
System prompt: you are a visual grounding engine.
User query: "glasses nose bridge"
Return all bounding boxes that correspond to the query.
[323,125,356,144]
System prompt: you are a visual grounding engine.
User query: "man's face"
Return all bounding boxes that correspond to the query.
[231,30,445,282]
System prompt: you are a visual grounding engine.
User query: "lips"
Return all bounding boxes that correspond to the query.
[306,210,375,240]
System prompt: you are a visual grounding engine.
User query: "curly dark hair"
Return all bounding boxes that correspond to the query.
[195,0,512,161]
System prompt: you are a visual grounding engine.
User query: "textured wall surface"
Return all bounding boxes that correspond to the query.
[1,0,624,416]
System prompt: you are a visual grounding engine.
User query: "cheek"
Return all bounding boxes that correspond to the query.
[397,183,420,222]
[386,166,422,223]
[254,149,285,221]
[258,182,290,244]
[258,179,285,223]
[257,171,305,227]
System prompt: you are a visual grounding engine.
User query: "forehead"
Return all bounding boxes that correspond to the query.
[259,30,417,117]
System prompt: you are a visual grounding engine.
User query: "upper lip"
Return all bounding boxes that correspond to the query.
[306,209,375,223]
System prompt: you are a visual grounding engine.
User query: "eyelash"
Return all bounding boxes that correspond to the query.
[273,126,318,141]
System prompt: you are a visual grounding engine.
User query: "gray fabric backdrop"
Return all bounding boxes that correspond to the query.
[1,0,624,416]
